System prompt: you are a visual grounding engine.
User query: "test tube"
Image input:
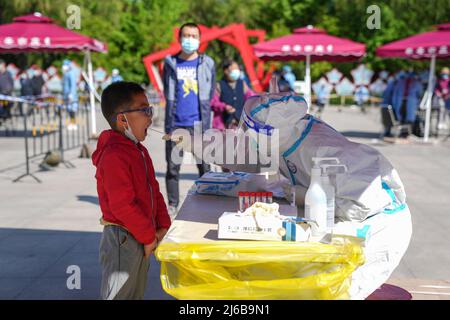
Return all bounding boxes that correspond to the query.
[250,192,256,206]
[243,192,247,210]
[261,192,268,203]
[238,192,244,212]
[245,192,251,208]
[267,192,273,203]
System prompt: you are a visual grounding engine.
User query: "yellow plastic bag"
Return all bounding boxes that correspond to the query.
[155,236,365,300]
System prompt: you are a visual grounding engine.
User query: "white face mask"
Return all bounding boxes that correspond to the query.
[181,37,200,54]
[229,69,241,81]
[123,114,139,144]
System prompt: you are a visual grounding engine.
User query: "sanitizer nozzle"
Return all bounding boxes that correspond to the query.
[320,164,348,176]
[311,158,340,176]
[311,157,340,168]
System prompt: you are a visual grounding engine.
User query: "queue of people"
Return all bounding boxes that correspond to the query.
[0,57,125,130]
[382,67,450,138]
[434,67,450,129]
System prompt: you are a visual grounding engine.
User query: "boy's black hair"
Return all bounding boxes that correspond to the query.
[178,22,201,39]
[101,81,144,128]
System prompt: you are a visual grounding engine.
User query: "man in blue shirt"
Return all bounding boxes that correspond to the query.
[163,22,216,217]
[174,55,200,126]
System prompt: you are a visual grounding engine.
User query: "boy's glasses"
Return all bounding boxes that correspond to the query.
[113,106,154,120]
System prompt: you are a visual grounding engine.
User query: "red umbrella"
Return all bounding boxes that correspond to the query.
[376,23,450,142]
[254,25,365,61]
[376,23,449,59]
[0,12,108,135]
[253,25,365,105]
[0,12,106,53]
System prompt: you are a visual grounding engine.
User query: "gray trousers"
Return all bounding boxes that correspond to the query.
[99,225,150,300]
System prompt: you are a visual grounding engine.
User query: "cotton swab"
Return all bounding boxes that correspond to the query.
[148,127,183,143]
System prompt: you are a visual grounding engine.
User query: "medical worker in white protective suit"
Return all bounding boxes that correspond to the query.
[173,82,412,300]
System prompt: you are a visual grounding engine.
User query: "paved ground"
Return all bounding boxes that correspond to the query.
[1,104,449,299]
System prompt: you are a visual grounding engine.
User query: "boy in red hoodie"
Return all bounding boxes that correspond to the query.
[92,81,171,300]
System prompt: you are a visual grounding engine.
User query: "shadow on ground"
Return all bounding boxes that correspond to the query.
[155,171,199,181]
[77,195,99,205]
[0,228,173,300]
[340,130,381,139]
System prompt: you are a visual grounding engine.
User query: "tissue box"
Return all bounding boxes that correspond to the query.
[218,212,311,242]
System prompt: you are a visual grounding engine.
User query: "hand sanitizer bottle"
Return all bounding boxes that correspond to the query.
[320,164,348,233]
[305,158,337,237]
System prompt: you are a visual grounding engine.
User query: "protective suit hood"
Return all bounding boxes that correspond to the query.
[239,93,309,155]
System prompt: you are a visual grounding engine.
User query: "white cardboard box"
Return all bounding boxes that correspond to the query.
[218,212,311,242]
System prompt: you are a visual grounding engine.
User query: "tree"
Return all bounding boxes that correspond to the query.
[1,0,449,84]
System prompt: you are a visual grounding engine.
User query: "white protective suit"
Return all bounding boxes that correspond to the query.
[176,90,412,300]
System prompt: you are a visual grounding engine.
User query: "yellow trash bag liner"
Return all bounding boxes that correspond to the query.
[155,236,365,300]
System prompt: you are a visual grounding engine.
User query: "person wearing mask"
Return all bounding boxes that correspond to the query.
[20,71,33,97]
[315,83,328,117]
[435,67,450,129]
[177,88,412,300]
[210,59,255,130]
[0,59,14,122]
[30,65,45,97]
[281,65,296,91]
[273,66,295,93]
[434,67,449,104]
[19,71,34,117]
[381,76,397,137]
[111,68,123,83]
[162,22,215,218]
[62,59,79,131]
[354,85,370,113]
[391,69,423,138]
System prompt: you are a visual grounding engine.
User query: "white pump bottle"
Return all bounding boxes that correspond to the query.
[320,163,348,233]
[305,158,339,237]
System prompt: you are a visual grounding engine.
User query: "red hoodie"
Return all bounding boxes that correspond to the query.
[92,129,171,245]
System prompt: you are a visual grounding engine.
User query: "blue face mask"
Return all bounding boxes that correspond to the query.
[181,37,199,54]
[229,69,241,81]
[441,74,449,80]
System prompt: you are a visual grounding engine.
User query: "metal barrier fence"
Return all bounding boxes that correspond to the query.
[0,94,92,183]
